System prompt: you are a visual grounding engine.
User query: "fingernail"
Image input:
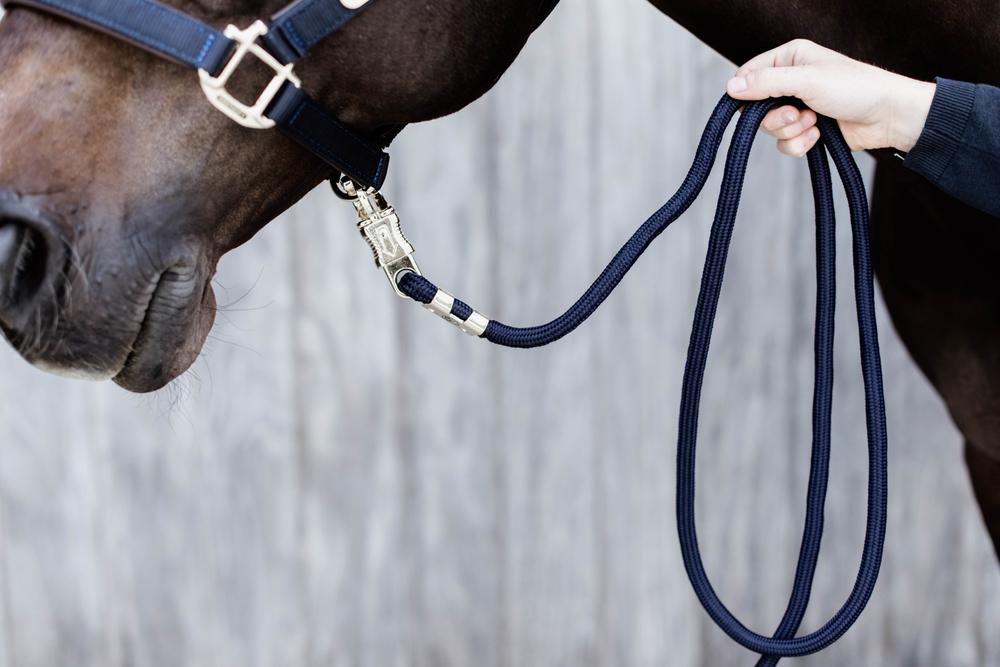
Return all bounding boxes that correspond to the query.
[728,77,748,93]
[783,110,798,123]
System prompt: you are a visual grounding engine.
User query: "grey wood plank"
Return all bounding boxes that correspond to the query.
[1,0,999,665]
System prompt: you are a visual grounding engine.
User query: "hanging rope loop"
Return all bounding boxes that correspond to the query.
[340,95,888,663]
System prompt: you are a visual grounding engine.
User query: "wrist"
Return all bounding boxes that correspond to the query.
[887,78,936,152]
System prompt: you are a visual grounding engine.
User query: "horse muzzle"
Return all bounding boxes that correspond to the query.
[0,188,217,391]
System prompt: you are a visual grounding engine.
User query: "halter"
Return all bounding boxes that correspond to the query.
[0,0,888,663]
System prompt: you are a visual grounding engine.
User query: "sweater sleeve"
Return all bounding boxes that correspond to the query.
[903,78,1000,217]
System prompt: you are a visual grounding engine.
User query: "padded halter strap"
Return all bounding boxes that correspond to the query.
[1,0,563,189]
[262,0,371,64]
[2,0,390,188]
[2,0,233,70]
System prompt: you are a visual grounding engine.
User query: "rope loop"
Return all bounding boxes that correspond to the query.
[394,96,887,663]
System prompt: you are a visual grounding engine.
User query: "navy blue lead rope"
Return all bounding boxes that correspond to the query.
[398,95,887,662]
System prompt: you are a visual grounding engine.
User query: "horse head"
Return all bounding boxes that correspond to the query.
[0,0,547,391]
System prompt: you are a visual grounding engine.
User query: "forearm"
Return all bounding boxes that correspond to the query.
[904,79,1000,218]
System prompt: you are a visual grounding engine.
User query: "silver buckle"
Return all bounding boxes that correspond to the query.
[198,21,301,130]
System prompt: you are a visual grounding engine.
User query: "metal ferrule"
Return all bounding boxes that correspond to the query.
[338,177,489,337]
[423,290,489,338]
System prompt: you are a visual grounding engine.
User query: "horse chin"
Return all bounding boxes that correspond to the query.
[111,268,217,393]
[4,256,218,393]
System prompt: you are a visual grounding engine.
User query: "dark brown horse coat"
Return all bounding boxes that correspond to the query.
[0,0,998,554]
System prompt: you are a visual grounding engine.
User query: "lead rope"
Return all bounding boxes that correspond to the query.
[335,95,887,663]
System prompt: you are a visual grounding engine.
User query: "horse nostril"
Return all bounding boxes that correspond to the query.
[0,217,53,320]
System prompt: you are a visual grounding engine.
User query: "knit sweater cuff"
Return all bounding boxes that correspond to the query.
[904,78,977,182]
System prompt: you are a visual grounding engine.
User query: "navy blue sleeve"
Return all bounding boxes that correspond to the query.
[904,78,1000,217]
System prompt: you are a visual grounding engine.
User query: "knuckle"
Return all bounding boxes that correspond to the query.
[777,126,799,140]
[762,111,783,130]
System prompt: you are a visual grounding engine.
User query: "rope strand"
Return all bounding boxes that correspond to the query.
[397,96,887,662]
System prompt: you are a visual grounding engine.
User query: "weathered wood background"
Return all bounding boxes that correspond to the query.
[1,1,998,665]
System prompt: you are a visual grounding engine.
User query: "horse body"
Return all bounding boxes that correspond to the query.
[0,0,999,555]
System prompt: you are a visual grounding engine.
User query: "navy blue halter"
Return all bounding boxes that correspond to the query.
[1,0,392,187]
[0,0,560,188]
[2,0,888,663]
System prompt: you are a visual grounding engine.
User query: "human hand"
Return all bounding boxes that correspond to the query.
[726,40,936,156]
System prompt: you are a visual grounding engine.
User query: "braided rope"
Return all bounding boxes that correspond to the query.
[397,96,887,662]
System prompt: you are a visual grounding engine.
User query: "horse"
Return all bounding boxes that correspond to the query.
[1,0,998,564]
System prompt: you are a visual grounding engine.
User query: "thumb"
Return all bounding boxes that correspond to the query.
[727,66,817,101]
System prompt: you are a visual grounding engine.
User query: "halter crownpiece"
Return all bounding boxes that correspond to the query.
[3,0,888,662]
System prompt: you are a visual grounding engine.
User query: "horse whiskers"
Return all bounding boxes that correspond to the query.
[205,332,260,357]
[64,242,90,298]
[155,367,201,411]
[16,266,68,361]
[211,267,264,312]
[205,300,273,313]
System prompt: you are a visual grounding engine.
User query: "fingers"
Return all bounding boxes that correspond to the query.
[777,126,822,157]
[761,107,817,140]
[735,40,810,78]
[759,106,820,157]
[734,39,836,78]
[727,65,818,101]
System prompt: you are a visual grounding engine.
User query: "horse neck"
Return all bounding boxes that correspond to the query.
[648,0,1000,85]
[305,0,545,129]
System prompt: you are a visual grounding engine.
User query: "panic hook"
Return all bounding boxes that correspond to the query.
[334,176,420,298]
[333,175,491,338]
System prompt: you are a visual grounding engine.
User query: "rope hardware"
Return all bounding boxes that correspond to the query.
[335,176,418,298]
[335,176,491,337]
[2,0,885,659]
[336,96,889,665]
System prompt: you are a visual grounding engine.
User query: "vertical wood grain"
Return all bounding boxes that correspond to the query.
[0,1,998,666]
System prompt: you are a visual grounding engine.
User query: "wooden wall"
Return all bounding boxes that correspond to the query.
[1,1,998,665]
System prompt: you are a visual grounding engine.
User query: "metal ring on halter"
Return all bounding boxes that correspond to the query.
[331,174,359,200]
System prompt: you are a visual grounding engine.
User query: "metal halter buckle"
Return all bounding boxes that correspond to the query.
[198,21,301,129]
[336,176,421,298]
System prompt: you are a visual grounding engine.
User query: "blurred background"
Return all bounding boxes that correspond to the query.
[1,1,999,665]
